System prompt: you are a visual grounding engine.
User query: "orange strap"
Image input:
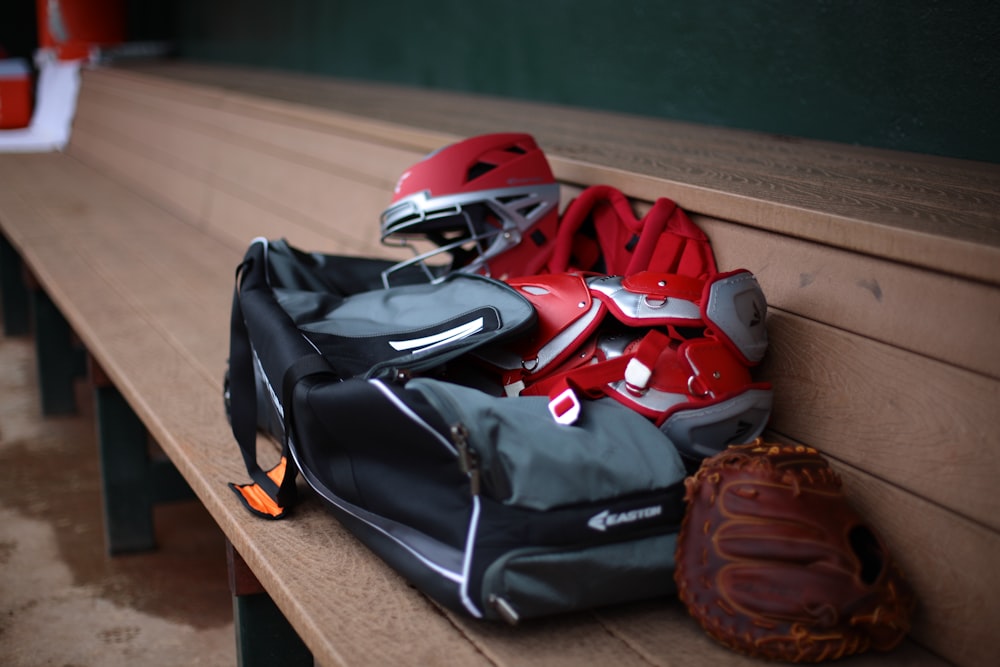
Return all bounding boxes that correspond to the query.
[228,457,291,519]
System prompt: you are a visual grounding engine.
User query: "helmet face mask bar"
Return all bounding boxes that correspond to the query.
[380,184,561,286]
[379,133,561,288]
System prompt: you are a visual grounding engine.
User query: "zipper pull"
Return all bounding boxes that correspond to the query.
[450,423,480,496]
[489,595,521,625]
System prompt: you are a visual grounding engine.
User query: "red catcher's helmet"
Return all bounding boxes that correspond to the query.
[380,133,560,286]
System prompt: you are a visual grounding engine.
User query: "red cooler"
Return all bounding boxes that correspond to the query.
[0,59,33,129]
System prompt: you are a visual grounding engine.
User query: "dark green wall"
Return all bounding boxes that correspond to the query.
[165,0,1000,164]
[0,0,37,58]
[8,1,1000,163]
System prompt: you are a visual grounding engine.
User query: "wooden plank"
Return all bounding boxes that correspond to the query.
[760,310,1000,531]
[69,235,234,380]
[209,98,424,184]
[81,66,432,182]
[94,66,454,153]
[72,87,220,170]
[131,62,998,197]
[205,185,349,254]
[832,461,1000,667]
[201,139,393,249]
[695,213,1000,379]
[449,606,756,667]
[0,153,198,241]
[79,67,232,127]
[78,74,424,190]
[74,72,423,255]
[109,62,1000,285]
[594,599,948,667]
[204,187,406,260]
[66,124,212,224]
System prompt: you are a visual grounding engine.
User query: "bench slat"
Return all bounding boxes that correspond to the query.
[100,63,1000,285]
[699,214,1000,380]
[70,76,418,254]
[68,126,213,225]
[594,598,950,667]
[204,186,404,260]
[836,462,1000,667]
[762,310,1000,531]
[75,84,221,171]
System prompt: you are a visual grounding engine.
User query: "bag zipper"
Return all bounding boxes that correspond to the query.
[450,423,480,496]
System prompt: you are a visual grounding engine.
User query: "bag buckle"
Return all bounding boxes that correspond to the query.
[548,387,581,425]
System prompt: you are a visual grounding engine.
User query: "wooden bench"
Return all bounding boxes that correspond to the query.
[1,60,997,667]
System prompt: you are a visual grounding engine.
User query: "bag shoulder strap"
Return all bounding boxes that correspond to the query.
[227,247,339,519]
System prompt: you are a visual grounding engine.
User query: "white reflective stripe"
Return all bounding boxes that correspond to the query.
[287,380,470,590]
[250,236,271,283]
[252,348,284,420]
[389,317,484,352]
[548,387,581,425]
[459,495,485,618]
[368,379,458,456]
[292,451,467,586]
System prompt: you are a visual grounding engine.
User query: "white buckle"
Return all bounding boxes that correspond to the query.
[504,380,526,397]
[624,357,652,395]
[548,388,581,425]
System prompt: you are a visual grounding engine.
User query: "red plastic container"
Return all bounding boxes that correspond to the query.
[0,59,33,129]
[37,0,125,61]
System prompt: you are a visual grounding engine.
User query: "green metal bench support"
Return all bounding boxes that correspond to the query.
[31,285,86,415]
[0,233,29,336]
[91,357,195,554]
[228,541,313,667]
[2,235,85,412]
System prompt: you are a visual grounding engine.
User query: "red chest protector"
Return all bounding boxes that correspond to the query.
[476,269,773,461]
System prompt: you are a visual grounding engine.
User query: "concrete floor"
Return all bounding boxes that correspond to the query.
[0,333,237,666]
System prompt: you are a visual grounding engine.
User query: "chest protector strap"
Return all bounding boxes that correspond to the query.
[545,185,718,278]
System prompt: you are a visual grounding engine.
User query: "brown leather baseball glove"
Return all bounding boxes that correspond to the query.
[674,439,915,662]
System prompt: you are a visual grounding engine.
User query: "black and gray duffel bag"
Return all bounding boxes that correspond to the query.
[226,238,688,622]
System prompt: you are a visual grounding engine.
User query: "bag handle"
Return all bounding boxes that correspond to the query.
[228,255,338,520]
[226,257,299,518]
